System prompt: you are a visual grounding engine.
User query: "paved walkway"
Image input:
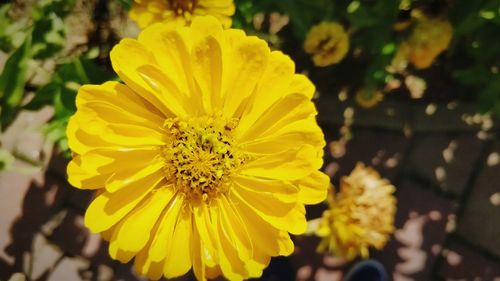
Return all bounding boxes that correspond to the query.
[0,95,499,280]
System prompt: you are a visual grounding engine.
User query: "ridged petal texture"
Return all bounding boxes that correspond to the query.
[67,16,328,281]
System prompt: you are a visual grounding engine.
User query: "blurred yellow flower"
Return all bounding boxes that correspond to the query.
[355,89,384,109]
[304,22,349,67]
[66,16,329,281]
[394,18,453,69]
[316,163,396,260]
[129,0,235,29]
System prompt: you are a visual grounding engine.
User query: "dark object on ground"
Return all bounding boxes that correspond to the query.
[344,260,388,281]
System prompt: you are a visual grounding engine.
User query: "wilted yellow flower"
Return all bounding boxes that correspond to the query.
[66,16,329,281]
[304,22,349,67]
[129,0,235,29]
[394,18,453,69]
[316,163,396,260]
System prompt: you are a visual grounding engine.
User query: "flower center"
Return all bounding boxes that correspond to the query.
[168,0,198,15]
[162,116,243,202]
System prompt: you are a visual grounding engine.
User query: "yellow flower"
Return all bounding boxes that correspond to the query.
[394,18,453,69]
[316,163,396,260]
[129,0,235,29]
[355,89,384,109]
[66,16,329,281]
[304,22,349,67]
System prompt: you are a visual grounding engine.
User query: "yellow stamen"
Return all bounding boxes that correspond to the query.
[162,115,244,202]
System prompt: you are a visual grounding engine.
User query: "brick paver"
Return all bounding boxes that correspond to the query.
[455,141,500,257]
[406,134,486,196]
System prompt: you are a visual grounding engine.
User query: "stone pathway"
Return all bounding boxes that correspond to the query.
[0,96,499,280]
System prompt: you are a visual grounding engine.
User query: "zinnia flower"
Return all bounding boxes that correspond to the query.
[66,16,329,280]
[316,163,396,260]
[304,22,349,67]
[129,0,235,29]
[393,18,453,69]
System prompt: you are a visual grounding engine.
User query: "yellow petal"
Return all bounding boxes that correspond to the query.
[105,160,164,192]
[222,36,269,118]
[205,265,223,279]
[67,115,119,155]
[190,15,224,39]
[240,118,324,155]
[67,156,109,189]
[191,220,207,281]
[191,35,223,113]
[108,219,135,263]
[84,169,163,233]
[70,112,166,147]
[214,197,249,280]
[296,171,330,204]
[232,182,306,234]
[110,38,179,117]
[193,203,219,268]
[236,93,317,140]
[115,188,173,253]
[137,26,199,102]
[276,231,295,256]
[163,206,193,278]
[237,51,295,131]
[234,175,299,203]
[287,74,315,98]
[230,191,294,256]
[134,241,165,281]
[68,148,160,190]
[136,64,191,117]
[76,82,164,128]
[75,147,160,175]
[241,145,318,181]
[148,195,183,262]
[218,196,265,278]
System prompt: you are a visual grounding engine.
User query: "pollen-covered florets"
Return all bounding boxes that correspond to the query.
[162,115,244,202]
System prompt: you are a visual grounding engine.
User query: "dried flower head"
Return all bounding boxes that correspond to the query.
[316,163,396,260]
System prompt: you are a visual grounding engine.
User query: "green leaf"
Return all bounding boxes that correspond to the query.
[117,0,133,10]
[347,1,360,13]
[0,4,28,52]
[31,12,66,59]
[479,9,495,20]
[50,57,116,119]
[34,0,76,19]
[0,36,32,129]
[0,148,15,172]
[381,43,396,55]
[43,117,68,144]
[23,82,60,110]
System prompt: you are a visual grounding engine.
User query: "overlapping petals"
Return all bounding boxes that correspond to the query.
[67,16,328,280]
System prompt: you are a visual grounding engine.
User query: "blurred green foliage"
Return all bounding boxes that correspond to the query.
[449,1,500,113]
[233,0,500,110]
